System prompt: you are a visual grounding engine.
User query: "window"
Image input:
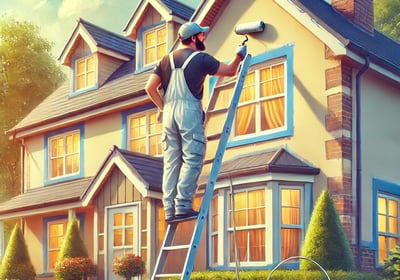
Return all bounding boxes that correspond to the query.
[143,25,166,66]
[228,189,266,263]
[235,60,286,137]
[128,110,162,156]
[47,219,67,270]
[48,130,80,179]
[378,194,400,264]
[75,55,95,91]
[281,188,302,259]
[210,185,305,268]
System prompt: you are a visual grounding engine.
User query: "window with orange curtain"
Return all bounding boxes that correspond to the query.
[378,194,400,264]
[228,189,266,263]
[235,60,286,137]
[144,24,166,66]
[280,188,302,260]
[128,109,162,156]
[75,55,95,91]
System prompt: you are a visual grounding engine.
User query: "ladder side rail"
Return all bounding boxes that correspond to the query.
[181,54,252,280]
[151,224,178,279]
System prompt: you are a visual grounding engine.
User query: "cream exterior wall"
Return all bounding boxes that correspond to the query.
[23,112,123,189]
[358,72,400,242]
[204,0,340,191]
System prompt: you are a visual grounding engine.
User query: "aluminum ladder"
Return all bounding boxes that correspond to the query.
[151,54,252,280]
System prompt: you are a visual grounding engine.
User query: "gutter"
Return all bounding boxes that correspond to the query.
[355,55,370,270]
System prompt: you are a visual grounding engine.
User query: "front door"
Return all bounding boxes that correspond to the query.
[107,204,140,279]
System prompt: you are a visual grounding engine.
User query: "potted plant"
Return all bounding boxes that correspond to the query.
[55,257,96,280]
[112,253,145,280]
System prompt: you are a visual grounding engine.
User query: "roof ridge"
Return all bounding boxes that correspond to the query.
[78,17,135,43]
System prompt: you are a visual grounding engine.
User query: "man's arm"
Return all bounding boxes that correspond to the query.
[145,73,164,111]
[214,45,247,77]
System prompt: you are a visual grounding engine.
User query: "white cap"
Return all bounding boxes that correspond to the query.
[178,22,209,40]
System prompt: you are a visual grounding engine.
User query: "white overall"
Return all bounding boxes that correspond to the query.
[162,51,206,218]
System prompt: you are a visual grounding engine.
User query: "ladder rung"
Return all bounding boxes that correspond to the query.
[163,244,190,251]
[207,132,222,141]
[155,273,182,278]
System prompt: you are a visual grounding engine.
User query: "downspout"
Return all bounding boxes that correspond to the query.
[355,56,370,270]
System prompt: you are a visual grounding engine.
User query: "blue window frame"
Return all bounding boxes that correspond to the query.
[208,44,294,147]
[373,177,400,266]
[43,214,85,272]
[44,124,84,185]
[70,52,98,96]
[135,21,167,74]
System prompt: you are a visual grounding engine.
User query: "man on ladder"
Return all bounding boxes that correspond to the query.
[145,22,246,223]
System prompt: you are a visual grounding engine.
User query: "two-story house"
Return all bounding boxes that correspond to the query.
[1,0,400,279]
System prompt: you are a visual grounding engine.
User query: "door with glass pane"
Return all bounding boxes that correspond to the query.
[107,205,140,279]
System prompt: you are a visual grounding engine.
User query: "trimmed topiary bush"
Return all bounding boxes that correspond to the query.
[300,189,355,271]
[55,218,96,280]
[0,223,36,280]
[59,218,89,259]
[380,244,400,279]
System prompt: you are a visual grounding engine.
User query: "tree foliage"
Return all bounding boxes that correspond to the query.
[59,218,89,260]
[300,189,355,271]
[0,223,36,280]
[375,0,400,43]
[0,16,66,201]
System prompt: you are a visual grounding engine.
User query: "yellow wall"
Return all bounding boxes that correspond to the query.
[204,0,340,192]
[23,112,123,189]
[24,208,94,275]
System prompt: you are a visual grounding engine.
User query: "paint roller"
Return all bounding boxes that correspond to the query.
[235,20,265,45]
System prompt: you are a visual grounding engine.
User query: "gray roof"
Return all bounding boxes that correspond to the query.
[0,178,92,214]
[297,0,400,74]
[115,147,163,191]
[9,66,151,133]
[160,0,195,20]
[216,147,319,180]
[0,147,163,216]
[79,18,136,57]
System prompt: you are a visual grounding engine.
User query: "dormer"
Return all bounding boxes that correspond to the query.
[123,0,194,72]
[58,18,135,96]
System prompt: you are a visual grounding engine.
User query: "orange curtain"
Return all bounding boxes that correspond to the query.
[261,64,285,130]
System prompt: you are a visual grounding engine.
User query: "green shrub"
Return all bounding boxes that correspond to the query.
[300,189,355,271]
[0,223,36,280]
[380,244,400,279]
[55,218,96,280]
[172,270,381,279]
[58,218,89,259]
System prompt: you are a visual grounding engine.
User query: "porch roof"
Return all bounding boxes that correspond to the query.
[0,147,163,220]
[200,147,320,185]
[0,177,92,217]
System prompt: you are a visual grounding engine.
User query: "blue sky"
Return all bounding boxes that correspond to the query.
[0,0,200,60]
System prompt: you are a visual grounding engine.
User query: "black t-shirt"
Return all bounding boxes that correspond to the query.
[153,48,220,99]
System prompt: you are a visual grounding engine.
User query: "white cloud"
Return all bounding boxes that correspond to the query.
[58,0,104,19]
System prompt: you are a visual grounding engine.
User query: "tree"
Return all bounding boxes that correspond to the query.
[300,189,355,271]
[58,218,89,260]
[0,16,66,201]
[375,0,400,43]
[0,223,36,280]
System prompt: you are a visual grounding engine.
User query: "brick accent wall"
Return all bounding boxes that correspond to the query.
[331,0,374,33]
[325,58,355,247]
[351,245,376,272]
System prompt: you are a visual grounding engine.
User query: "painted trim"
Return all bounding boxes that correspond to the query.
[208,179,313,270]
[70,52,99,97]
[121,103,156,149]
[230,44,294,147]
[208,44,294,148]
[135,21,166,73]
[44,124,85,185]
[42,213,85,273]
[372,177,400,266]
